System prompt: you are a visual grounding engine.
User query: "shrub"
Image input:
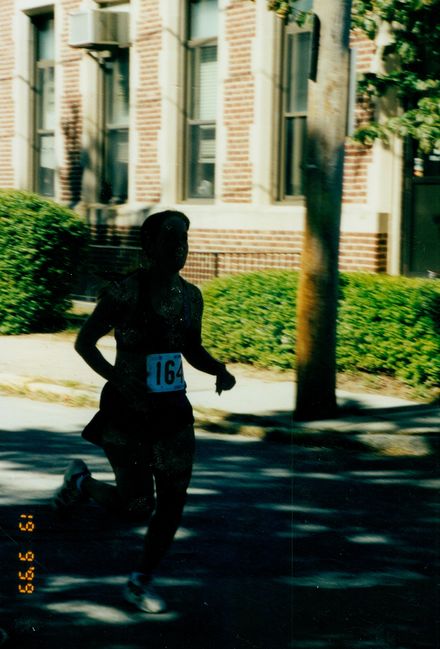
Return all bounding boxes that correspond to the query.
[202,270,297,370]
[201,270,440,389]
[338,273,440,389]
[0,190,89,334]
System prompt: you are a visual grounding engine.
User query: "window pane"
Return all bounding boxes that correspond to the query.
[285,116,306,196]
[37,134,55,196]
[37,67,55,130]
[106,51,129,127]
[189,0,218,39]
[191,46,217,120]
[103,50,130,204]
[36,17,54,60]
[291,0,313,11]
[188,124,215,198]
[286,32,311,114]
[106,129,129,203]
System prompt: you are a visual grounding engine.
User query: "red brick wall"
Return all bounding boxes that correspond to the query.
[340,232,387,272]
[0,1,14,187]
[189,227,299,254]
[351,29,376,73]
[222,0,256,203]
[134,0,162,203]
[343,143,373,204]
[81,225,387,293]
[342,30,375,205]
[188,229,387,275]
[1,0,389,292]
[59,0,83,204]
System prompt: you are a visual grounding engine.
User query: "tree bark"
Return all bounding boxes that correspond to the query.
[295,0,352,420]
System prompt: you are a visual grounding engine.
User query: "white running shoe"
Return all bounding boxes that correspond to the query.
[53,459,90,510]
[124,574,167,614]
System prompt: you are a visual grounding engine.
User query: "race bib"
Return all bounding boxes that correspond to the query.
[146,353,185,393]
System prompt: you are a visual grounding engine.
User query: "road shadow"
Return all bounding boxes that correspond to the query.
[336,400,440,418]
[0,419,439,648]
[196,401,440,446]
[0,426,291,649]
[290,440,439,649]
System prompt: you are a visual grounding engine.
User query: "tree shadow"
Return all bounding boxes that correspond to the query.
[0,413,438,648]
[0,424,291,649]
[289,440,440,648]
[197,401,440,447]
[61,101,83,207]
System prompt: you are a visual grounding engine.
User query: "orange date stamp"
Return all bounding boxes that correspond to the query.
[17,514,36,595]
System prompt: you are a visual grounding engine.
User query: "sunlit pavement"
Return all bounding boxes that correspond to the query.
[0,332,427,427]
[1,395,439,649]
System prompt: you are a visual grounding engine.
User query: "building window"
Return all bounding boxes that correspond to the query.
[101,48,129,204]
[278,19,311,200]
[34,15,55,197]
[185,0,218,200]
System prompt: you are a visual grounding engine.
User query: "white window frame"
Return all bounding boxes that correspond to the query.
[276,19,312,203]
[183,1,218,203]
[100,47,130,205]
[32,13,56,197]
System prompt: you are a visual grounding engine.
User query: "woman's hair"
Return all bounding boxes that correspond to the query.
[140,209,190,253]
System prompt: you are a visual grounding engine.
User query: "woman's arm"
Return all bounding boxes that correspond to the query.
[183,340,226,377]
[74,297,119,384]
[75,288,151,408]
[183,285,236,394]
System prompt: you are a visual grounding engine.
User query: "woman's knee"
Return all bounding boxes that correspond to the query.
[122,495,155,523]
[152,425,195,476]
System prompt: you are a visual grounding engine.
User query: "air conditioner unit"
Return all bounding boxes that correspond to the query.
[69,10,129,49]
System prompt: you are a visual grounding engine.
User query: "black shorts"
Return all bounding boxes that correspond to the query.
[82,382,194,448]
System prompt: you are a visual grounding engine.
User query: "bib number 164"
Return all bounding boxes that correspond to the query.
[146,353,185,393]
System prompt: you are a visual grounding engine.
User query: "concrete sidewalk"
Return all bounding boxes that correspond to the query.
[0,333,439,444]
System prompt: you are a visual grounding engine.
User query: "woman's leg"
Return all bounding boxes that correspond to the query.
[137,424,195,575]
[82,443,155,521]
[80,474,119,509]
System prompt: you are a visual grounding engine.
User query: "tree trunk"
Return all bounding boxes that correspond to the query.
[295,0,352,420]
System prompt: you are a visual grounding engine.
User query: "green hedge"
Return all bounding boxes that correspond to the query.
[0,190,89,334]
[202,270,297,370]
[201,270,440,389]
[337,273,440,388]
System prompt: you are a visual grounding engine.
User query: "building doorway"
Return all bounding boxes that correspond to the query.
[402,143,440,277]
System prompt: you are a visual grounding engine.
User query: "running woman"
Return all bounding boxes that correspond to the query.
[53,210,236,613]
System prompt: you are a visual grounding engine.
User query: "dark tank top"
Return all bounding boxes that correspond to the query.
[114,270,192,356]
[82,270,195,447]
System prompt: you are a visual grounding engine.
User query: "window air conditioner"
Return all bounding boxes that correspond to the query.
[69,10,129,49]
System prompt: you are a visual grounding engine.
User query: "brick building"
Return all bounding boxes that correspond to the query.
[0,0,439,297]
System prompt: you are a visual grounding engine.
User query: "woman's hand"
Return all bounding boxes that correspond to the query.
[215,367,236,395]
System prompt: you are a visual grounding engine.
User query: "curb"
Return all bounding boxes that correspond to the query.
[193,404,293,441]
[192,413,440,455]
[0,375,292,442]
[0,374,99,408]
[1,375,438,452]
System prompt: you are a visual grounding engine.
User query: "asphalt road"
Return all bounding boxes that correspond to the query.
[0,396,292,649]
[1,395,439,649]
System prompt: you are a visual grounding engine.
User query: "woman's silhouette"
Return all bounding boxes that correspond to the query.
[53,210,236,613]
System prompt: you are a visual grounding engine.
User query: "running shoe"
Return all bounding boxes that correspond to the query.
[124,574,167,614]
[52,459,91,510]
